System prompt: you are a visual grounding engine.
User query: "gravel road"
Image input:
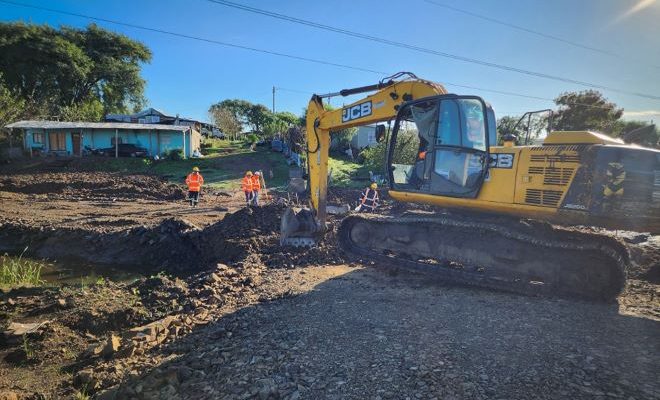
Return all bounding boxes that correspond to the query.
[133,266,659,400]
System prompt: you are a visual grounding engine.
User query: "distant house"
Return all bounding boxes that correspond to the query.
[105,108,217,137]
[5,120,201,158]
[351,125,379,149]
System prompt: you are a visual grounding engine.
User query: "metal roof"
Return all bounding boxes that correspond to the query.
[5,120,191,132]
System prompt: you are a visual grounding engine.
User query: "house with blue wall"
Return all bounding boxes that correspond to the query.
[5,120,201,158]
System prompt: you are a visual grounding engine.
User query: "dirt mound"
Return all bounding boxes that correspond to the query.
[195,204,347,269]
[0,172,185,200]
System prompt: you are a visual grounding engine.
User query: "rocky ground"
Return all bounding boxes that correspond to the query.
[0,167,658,399]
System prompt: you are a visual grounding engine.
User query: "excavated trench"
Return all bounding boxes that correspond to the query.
[0,204,348,276]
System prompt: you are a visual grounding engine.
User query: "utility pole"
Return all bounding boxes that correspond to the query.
[272,86,276,113]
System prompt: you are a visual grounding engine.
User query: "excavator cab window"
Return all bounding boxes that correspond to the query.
[388,95,490,198]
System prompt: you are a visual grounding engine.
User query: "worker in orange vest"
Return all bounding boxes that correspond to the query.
[251,171,263,206]
[185,166,204,207]
[241,171,254,207]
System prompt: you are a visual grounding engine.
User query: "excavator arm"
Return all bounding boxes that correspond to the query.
[281,73,447,245]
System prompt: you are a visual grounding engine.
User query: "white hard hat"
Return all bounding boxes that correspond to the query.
[255,171,261,176]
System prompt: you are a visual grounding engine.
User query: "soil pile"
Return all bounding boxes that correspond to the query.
[0,172,185,201]
[196,204,348,269]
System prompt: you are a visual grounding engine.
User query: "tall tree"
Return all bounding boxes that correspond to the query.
[209,99,252,128]
[553,90,623,135]
[0,22,151,118]
[246,104,272,133]
[208,107,241,139]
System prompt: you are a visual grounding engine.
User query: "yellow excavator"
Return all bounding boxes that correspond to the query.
[281,72,660,300]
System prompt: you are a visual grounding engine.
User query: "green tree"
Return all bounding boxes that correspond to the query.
[246,104,271,133]
[616,121,658,148]
[496,116,521,141]
[553,90,623,135]
[0,74,26,155]
[208,107,241,139]
[0,22,151,118]
[275,111,299,126]
[209,99,252,128]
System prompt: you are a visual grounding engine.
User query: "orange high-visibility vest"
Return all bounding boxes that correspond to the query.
[185,173,204,192]
[251,175,261,190]
[241,176,253,192]
[360,188,379,209]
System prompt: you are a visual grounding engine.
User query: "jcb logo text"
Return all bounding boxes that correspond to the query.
[342,101,372,122]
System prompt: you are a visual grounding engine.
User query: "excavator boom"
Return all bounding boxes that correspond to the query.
[281,73,447,245]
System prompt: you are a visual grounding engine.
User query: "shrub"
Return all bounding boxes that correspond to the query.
[246,134,259,144]
[166,149,184,161]
[360,142,386,173]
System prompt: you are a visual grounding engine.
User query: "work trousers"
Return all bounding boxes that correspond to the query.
[188,191,200,206]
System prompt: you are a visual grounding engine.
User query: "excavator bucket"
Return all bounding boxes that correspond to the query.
[280,207,322,246]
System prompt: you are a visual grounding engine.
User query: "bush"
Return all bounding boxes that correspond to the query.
[360,142,386,173]
[166,149,184,161]
[246,134,259,144]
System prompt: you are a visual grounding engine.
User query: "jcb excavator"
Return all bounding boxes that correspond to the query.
[280,72,660,300]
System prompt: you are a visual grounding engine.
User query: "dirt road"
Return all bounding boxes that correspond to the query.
[104,266,660,400]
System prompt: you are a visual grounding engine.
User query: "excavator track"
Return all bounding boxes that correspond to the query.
[338,212,628,301]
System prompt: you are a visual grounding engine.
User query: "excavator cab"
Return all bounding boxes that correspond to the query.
[387,95,493,199]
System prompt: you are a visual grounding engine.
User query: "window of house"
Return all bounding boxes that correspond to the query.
[367,130,376,144]
[33,132,43,144]
[111,137,123,146]
[48,132,66,151]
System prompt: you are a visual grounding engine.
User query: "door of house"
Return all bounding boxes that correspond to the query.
[71,132,81,156]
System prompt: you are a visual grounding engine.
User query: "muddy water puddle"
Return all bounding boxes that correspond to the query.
[38,259,144,285]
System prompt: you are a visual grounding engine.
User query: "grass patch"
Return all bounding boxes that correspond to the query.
[328,153,370,188]
[71,140,290,191]
[0,252,44,288]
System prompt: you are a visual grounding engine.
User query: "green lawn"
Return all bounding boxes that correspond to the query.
[328,153,370,188]
[75,140,290,190]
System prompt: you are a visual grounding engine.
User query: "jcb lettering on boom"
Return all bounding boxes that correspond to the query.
[342,101,372,122]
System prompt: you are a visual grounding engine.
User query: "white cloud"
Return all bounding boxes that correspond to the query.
[613,0,657,23]
[622,110,660,121]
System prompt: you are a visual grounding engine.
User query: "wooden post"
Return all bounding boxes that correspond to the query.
[149,129,153,157]
[115,128,118,158]
[80,128,83,156]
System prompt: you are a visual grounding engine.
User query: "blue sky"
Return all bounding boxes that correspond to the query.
[1,0,659,123]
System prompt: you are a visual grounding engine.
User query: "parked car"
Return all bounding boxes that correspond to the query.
[95,144,149,157]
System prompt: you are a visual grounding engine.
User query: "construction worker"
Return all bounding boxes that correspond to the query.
[185,166,204,207]
[241,171,254,206]
[356,182,380,212]
[251,171,262,206]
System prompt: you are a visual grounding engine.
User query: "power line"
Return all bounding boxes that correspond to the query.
[275,87,314,95]
[0,0,631,114]
[205,0,660,102]
[0,0,388,76]
[423,0,659,69]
